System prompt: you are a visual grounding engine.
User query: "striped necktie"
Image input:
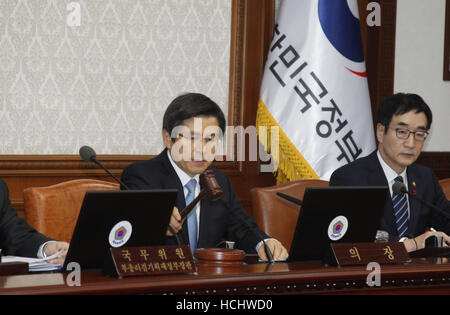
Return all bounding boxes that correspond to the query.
[392,176,409,237]
[185,179,198,255]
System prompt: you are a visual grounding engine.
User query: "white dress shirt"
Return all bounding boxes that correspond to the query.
[167,150,201,241]
[377,150,410,241]
[166,150,271,254]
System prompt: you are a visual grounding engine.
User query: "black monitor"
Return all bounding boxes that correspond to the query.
[63,189,177,269]
[289,186,388,262]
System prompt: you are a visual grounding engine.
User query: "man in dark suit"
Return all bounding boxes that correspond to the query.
[0,179,68,263]
[330,93,450,252]
[121,93,288,261]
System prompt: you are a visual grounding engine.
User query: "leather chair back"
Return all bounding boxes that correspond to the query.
[439,178,450,200]
[24,179,120,243]
[251,179,329,251]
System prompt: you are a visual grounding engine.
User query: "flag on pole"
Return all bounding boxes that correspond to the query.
[256,0,376,182]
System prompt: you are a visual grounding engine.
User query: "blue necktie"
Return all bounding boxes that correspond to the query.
[392,176,409,237]
[185,179,198,255]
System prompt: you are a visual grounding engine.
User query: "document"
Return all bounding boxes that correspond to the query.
[2,250,63,272]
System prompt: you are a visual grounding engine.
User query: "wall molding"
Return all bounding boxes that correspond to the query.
[0,155,240,177]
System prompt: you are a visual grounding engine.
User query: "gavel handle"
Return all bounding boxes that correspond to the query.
[179,189,208,220]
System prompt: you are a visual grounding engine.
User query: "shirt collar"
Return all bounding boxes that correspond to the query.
[167,149,200,187]
[377,150,408,195]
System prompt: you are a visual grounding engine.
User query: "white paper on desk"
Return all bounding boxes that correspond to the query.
[2,251,63,272]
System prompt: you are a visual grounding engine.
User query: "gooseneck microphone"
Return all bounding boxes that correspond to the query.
[392,182,450,220]
[79,146,184,245]
[79,145,130,190]
[276,192,303,206]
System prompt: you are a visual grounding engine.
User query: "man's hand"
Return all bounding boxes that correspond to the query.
[257,239,289,262]
[403,230,450,252]
[43,241,69,265]
[166,206,184,236]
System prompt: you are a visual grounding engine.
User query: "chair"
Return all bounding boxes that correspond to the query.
[23,179,120,243]
[439,178,450,199]
[250,179,328,252]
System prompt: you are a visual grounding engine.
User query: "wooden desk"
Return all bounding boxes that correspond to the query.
[1,258,450,295]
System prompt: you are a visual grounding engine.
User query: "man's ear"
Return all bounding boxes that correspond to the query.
[162,129,173,150]
[376,123,385,144]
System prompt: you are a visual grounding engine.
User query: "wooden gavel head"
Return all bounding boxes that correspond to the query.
[200,170,223,200]
[179,170,223,219]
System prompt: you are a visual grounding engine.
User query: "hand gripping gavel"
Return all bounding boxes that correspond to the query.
[179,170,223,219]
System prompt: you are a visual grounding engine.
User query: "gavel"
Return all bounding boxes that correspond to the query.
[179,170,223,219]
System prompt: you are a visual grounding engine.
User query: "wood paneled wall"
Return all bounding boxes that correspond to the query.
[1,0,448,222]
[1,0,277,220]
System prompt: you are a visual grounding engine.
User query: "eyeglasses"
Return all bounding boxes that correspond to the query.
[390,128,429,141]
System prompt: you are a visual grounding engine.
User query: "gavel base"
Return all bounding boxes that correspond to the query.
[194,248,246,267]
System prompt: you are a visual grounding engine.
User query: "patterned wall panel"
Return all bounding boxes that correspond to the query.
[0,0,231,154]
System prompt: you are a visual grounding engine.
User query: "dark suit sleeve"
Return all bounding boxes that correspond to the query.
[0,180,51,257]
[221,174,269,253]
[121,162,158,190]
[329,167,351,186]
[121,163,145,190]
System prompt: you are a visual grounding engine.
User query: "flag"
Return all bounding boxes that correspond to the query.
[256,0,376,182]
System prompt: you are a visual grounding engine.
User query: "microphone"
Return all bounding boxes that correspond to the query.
[79,145,130,190]
[392,182,450,220]
[217,196,275,263]
[276,192,303,206]
[79,146,185,246]
[392,181,407,195]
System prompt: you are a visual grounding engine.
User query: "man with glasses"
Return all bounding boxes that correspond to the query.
[330,93,450,252]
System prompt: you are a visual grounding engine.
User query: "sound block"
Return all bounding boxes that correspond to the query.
[194,248,245,266]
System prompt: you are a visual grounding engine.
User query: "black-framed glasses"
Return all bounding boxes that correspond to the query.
[390,128,429,141]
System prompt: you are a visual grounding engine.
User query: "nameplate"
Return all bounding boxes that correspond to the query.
[108,245,196,277]
[329,242,410,266]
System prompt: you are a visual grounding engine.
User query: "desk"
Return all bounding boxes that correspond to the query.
[1,258,450,295]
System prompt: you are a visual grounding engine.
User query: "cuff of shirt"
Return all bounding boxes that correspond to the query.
[37,241,55,258]
[255,238,275,252]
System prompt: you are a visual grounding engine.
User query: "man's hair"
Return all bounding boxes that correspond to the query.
[377,93,433,132]
[162,93,226,135]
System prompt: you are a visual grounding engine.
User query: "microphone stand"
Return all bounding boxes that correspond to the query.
[91,158,130,190]
[79,146,178,243]
[276,192,303,206]
[393,183,450,220]
[405,190,450,220]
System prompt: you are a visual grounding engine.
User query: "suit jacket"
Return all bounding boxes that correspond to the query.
[329,150,450,241]
[120,149,269,253]
[0,179,51,257]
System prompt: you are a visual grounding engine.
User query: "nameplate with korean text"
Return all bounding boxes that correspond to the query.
[109,245,196,277]
[330,242,410,266]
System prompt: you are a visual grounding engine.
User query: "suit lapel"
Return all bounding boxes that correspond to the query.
[197,171,214,249]
[406,166,421,236]
[365,152,397,235]
[197,195,208,248]
[158,149,189,244]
